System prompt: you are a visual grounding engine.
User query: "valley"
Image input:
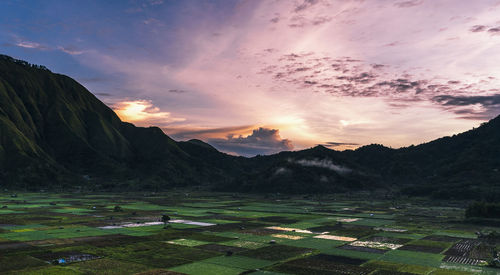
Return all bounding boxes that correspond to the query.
[0,191,498,274]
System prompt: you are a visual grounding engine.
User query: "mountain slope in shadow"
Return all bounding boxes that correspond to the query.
[1,55,499,200]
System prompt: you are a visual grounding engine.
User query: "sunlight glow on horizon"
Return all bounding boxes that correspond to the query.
[113,100,185,126]
[2,0,500,155]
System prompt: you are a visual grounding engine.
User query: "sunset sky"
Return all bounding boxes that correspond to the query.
[2,0,500,156]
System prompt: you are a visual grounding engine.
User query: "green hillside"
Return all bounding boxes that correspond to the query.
[1,54,499,200]
[0,55,234,190]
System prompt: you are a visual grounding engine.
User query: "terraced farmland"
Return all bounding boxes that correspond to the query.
[0,192,499,274]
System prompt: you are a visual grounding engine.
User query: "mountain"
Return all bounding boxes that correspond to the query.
[215,145,380,194]
[1,55,499,200]
[0,55,235,190]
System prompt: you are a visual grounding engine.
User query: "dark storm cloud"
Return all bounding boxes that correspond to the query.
[207,127,293,157]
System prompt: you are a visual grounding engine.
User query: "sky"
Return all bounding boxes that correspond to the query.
[1,0,500,156]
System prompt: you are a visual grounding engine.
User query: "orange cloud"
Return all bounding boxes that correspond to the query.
[163,125,256,140]
[112,99,185,126]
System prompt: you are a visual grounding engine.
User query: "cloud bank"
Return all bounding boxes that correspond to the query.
[207,127,293,156]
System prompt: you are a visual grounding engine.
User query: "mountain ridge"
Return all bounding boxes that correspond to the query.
[1,54,499,200]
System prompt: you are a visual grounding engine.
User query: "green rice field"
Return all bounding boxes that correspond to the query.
[0,191,499,274]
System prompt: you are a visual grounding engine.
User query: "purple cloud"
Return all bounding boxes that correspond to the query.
[432,94,500,119]
[57,45,84,55]
[470,25,487,32]
[15,40,48,50]
[164,125,255,140]
[488,27,500,35]
[294,0,320,13]
[319,141,360,148]
[394,0,424,8]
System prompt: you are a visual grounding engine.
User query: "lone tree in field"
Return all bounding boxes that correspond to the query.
[161,214,170,228]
